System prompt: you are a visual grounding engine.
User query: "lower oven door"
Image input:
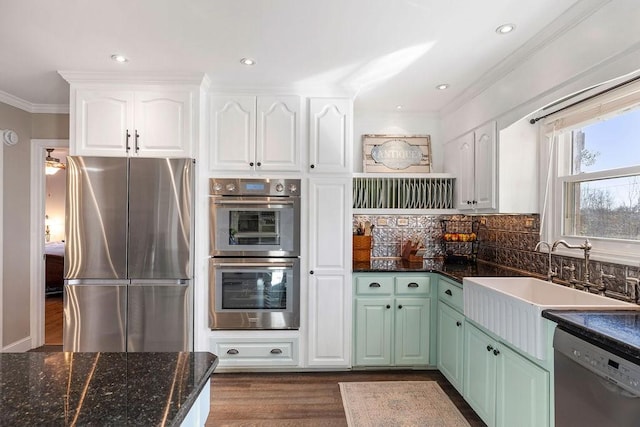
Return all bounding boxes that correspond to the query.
[209,258,300,330]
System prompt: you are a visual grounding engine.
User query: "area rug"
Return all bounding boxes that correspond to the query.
[339,381,471,427]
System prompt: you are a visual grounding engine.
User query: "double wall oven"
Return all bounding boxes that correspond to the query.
[209,178,301,329]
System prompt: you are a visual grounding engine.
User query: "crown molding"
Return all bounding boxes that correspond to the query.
[58,70,207,86]
[0,90,68,114]
[440,0,612,117]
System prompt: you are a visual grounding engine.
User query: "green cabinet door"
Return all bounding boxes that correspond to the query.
[463,322,497,426]
[437,302,464,392]
[496,345,550,427]
[354,297,392,366]
[394,297,430,366]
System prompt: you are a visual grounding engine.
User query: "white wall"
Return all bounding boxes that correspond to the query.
[440,1,640,141]
[352,111,442,172]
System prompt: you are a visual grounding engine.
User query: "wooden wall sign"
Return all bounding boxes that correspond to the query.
[362,134,432,173]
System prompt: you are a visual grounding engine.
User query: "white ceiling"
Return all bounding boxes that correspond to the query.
[0,0,584,114]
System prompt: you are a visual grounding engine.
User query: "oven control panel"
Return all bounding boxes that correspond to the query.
[554,328,640,396]
[210,178,300,196]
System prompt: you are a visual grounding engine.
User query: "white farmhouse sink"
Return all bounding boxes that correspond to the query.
[463,276,637,360]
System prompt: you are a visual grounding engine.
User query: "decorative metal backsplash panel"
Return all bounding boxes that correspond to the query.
[353,177,454,209]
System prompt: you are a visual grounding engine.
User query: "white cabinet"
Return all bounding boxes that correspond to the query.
[209,95,300,172]
[308,98,352,174]
[444,118,538,213]
[72,89,193,157]
[446,121,496,210]
[306,178,352,367]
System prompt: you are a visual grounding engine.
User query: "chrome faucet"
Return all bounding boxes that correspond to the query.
[534,241,557,282]
[551,239,593,291]
[596,267,615,296]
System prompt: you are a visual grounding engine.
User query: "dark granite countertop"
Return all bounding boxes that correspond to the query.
[542,310,640,365]
[352,259,533,283]
[0,351,218,426]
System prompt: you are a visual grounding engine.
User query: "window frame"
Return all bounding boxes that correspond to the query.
[541,79,640,266]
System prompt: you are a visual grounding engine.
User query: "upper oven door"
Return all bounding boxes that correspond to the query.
[210,196,300,256]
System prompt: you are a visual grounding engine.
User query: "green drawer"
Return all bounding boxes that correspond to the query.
[355,275,394,295]
[438,279,463,312]
[394,275,430,296]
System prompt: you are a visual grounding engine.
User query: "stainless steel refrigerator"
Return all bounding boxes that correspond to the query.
[63,156,194,352]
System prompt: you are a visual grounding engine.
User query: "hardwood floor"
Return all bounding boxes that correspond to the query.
[45,294,63,345]
[207,370,486,426]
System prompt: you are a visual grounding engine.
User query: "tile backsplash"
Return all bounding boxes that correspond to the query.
[353,213,640,304]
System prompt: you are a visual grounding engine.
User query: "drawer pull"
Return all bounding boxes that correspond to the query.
[456,321,462,327]
[226,348,239,355]
[270,348,283,355]
[407,282,419,288]
[369,282,381,288]
[445,289,453,296]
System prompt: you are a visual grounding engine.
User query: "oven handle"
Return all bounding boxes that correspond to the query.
[212,199,296,206]
[212,262,295,269]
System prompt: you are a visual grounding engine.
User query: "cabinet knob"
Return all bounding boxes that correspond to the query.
[270,348,283,355]
[398,305,403,309]
[444,289,453,296]
[486,345,493,352]
[386,305,391,309]
[369,282,381,288]
[407,282,419,288]
[493,349,500,356]
[226,348,239,355]
[310,164,315,169]
[310,270,314,275]
[456,321,462,327]
[256,162,262,167]
[249,162,254,167]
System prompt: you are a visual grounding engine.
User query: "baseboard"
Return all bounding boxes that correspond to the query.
[3,336,32,352]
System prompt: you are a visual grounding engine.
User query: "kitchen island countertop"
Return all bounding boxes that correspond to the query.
[0,351,217,426]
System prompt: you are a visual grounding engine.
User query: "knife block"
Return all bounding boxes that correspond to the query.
[402,242,424,263]
[353,235,372,262]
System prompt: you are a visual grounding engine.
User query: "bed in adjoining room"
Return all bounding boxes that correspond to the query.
[45,241,65,295]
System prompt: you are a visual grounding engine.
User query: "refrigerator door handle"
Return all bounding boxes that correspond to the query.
[65,279,130,286]
[129,279,189,286]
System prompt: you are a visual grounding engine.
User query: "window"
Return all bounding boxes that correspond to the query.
[542,79,640,265]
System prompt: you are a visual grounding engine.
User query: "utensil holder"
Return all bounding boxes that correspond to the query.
[353,235,372,262]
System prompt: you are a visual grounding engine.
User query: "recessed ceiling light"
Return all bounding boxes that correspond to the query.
[436,84,449,90]
[495,23,516,35]
[396,105,403,110]
[111,54,128,63]
[240,58,256,66]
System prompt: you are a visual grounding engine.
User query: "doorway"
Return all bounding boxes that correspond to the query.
[30,139,68,349]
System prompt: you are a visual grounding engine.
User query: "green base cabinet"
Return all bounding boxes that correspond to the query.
[497,344,549,427]
[463,321,549,427]
[353,274,431,367]
[437,301,465,392]
[354,297,392,366]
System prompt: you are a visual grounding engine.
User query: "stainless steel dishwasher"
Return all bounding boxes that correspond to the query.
[554,327,640,427]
